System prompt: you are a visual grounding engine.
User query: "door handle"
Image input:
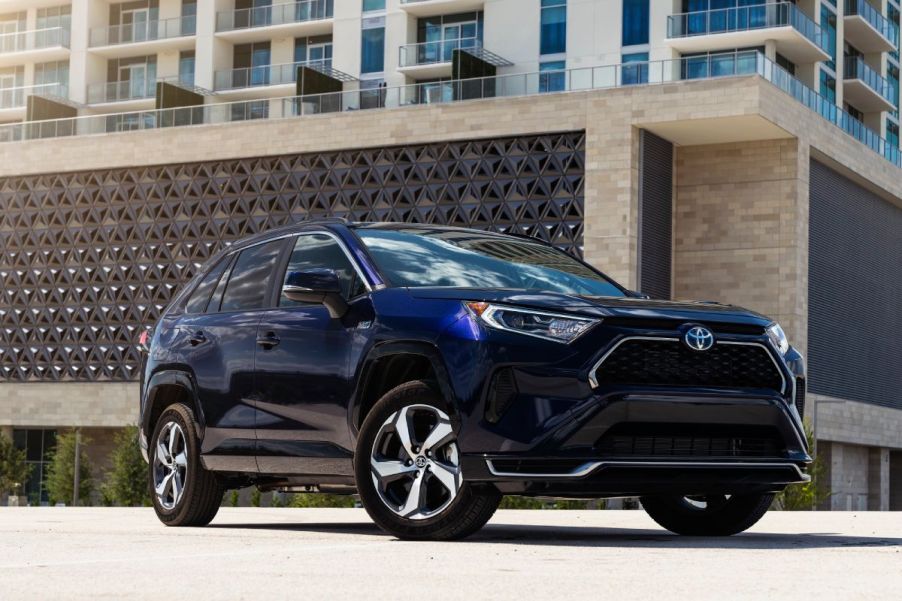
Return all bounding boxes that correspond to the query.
[188,330,206,346]
[256,332,280,349]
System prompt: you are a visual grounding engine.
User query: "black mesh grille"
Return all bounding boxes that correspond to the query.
[485,368,518,424]
[594,339,783,391]
[596,424,784,458]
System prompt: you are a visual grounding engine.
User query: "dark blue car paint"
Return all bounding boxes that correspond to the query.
[140,221,810,494]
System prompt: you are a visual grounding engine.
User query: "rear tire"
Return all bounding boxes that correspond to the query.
[150,404,223,527]
[355,380,501,540]
[640,493,774,536]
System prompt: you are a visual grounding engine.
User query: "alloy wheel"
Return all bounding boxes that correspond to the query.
[153,422,188,510]
[370,404,461,521]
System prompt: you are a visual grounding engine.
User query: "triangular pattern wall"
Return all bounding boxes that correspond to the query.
[0,131,586,382]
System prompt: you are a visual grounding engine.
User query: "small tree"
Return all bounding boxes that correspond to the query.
[0,432,30,499]
[45,430,94,506]
[101,425,150,507]
[774,423,830,510]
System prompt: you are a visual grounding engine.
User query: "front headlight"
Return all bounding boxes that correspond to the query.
[465,302,598,343]
[767,322,790,355]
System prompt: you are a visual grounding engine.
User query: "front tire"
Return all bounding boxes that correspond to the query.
[355,380,501,540]
[640,493,774,536]
[150,404,223,527]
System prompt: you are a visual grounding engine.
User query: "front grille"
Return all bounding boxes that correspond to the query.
[594,339,783,391]
[596,424,785,458]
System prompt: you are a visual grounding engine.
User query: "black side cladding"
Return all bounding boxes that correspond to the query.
[639,130,674,300]
[808,160,902,410]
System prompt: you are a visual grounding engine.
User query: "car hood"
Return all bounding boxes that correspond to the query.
[404,288,772,326]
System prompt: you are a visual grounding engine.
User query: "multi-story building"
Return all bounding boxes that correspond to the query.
[0,1,900,509]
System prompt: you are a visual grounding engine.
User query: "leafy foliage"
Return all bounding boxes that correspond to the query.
[774,423,830,510]
[499,496,606,509]
[44,431,94,506]
[101,425,150,507]
[288,493,356,508]
[0,432,30,497]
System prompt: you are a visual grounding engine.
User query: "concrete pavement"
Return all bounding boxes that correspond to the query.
[0,508,900,600]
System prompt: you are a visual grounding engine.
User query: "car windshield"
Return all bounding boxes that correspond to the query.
[355,227,626,297]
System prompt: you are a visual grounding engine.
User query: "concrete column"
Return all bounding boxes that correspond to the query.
[867,447,890,511]
[196,0,234,91]
[70,0,110,104]
[827,441,870,511]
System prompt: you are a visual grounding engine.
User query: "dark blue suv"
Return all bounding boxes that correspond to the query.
[140,220,810,539]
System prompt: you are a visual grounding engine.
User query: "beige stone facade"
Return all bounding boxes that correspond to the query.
[1,72,901,508]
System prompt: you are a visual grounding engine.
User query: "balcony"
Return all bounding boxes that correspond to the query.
[215,0,333,43]
[214,60,354,96]
[399,0,485,18]
[0,82,67,118]
[666,2,831,64]
[87,79,157,107]
[398,38,511,78]
[843,0,898,53]
[843,56,896,112]
[0,27,70,68]
[89,16,196,58]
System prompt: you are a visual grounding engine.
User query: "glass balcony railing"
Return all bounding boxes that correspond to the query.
[216,0,333,32]
[3,51,899,170]
[0,27,70,54]
[87,79,157,104]
[214,60,330,91]
[90,15,196,47]
[668,2,829,53]
[399,38,481,68]
[0,83,67,109]
[844,55,897,105]
[845,0,900,46]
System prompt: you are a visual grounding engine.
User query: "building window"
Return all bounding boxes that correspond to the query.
[363,0,385,12]
[295,35,333,67]
[539,60,566,92]
[888,120,900,148]
[540,0,566,56]
[622,0,649,46]
[360,78,387,109]
[820,68,836,104]
[621,52,649,85]
[34,60,69,96]
[361,18,385,74]
[12,429,57,505]
[820,3,837,71]
[179,51,195,87]
[36,5,71,31]
[775,53,796,76]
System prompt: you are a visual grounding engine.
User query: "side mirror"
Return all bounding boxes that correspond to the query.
[282,269,347,318]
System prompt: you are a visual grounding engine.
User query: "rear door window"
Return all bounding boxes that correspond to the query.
[220,239,285,312]
[185,256,230,314]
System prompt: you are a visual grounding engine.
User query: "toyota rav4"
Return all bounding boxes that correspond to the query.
[139,220,810,539]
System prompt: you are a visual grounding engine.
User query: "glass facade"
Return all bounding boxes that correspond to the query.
[622,52,649,85]
[820,68,837,104]
[539,60,566,92]
[622,0,649,46]
[12,429,57,505]
[361,20,385,73]
[540,0,567,56]
[363,0,385,12]
[821,3,837,71]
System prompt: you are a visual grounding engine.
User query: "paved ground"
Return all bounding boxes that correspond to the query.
[0,508,900,600]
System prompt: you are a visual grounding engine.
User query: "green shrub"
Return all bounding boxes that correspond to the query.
[44,430,93,506]
[250,487,261,507]
[101,425,150,507]
[289,493,356,508]
[499,496,605,509]
[774,422,830,510]
[0,432,30,498]
[228,490,239,507]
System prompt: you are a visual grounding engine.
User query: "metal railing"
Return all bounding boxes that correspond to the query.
[0,27,70,54]
[0,83,67,109]
[216,0,333,32]
[399,38,481,67]
[668,2,829,53]
[87,79,157,104]
[2,51,899,170]
[844,55,897,105]
[90,15,196,47]
[845,0,900,46]
[214,60,331,91]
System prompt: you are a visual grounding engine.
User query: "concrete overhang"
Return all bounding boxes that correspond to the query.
[665,27,831,65]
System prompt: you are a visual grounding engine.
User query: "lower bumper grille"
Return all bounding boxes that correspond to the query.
[795,377,806,420]
[596,424,785,458]
[592,338,784,391]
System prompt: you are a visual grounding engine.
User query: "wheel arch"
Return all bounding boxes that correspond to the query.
[142,369,205,442]
[350,341,458,433]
